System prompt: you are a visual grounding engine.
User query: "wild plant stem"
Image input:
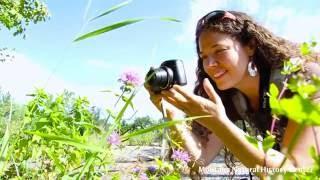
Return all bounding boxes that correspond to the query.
[270,77,288,134]
[312,127,320,155]
[114,90,125,107]
[104,90,126,129]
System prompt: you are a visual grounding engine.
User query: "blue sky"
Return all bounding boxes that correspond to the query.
[1,0,319,119]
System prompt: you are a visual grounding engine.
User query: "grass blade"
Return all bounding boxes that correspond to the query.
[76,153,97,180]
[74,18,143,42]
[160,17,181,22]
[114,91,135,125]
[24,131,104,152]
[0,99,13,175]
[90,0,132,21]
[122,115,211,140]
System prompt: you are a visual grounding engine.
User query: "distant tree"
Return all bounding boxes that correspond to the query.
[0,0,49,37]
[0,89,25,136]
[121,116,159,134]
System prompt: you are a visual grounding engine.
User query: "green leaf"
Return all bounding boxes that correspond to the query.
[111,172,121,180]
[114,90,136,125]
[160,17,181,22]
[121,95,134,110]
[90,0,132,21]
[77,153,97,180]
[269,83,279,97]
[24,131,104,152]
[74,18,144,42]
[278,95,320,125]
[244,134,259,149]
[300,42,311,55]
[262,134,276,152]
[47,150,65,174]
[100,89,113,93]
[269,83,283,114]
[106,108,116,119]
[73,122,102,133]
[162,175,181,180]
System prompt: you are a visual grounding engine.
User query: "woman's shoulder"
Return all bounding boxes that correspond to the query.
[302,61,320,76]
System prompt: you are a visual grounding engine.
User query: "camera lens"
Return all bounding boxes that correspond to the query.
[146,67,174,92]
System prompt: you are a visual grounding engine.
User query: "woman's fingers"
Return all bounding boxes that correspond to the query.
[172,85,195,100]
[162,95,181,110]
[161,87,189,104]
[145,83,163,110]
[203,78,222,104]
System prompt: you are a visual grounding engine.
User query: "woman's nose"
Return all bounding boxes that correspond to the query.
[206,57,218,67]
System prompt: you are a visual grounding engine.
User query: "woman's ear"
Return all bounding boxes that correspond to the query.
[245,39,256,56]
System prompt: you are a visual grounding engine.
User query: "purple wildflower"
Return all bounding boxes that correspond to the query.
[119,70,141,87]
[132,166,141,174]
[139,173,148,180]
[107,132,121,146]
[171,149,191,163]
[147,165,157,173]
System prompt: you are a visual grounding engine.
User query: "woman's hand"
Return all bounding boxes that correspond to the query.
[144,83,181,120]
[160,78,228,122]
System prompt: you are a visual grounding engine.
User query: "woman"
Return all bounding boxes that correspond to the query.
[146,10,320,178]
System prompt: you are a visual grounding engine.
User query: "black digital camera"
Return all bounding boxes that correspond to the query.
[146,59,187,93]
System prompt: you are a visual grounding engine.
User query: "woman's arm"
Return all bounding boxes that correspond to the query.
[145,85,224,166]
[160,79,298,171]
[281,120,320,168]
[168,121,224,166]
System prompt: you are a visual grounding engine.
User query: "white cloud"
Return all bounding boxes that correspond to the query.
[176,0,261,43]
[0,53,70,102]
[264,7,320,43]
[0,52,161,119]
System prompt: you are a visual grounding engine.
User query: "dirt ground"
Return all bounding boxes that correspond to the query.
[107,146,258,179]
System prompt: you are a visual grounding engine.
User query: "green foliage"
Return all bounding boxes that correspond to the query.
[122,116,208,141]
[267,41,320,178]
[262,132,276,152]
[270,76,320,125]
[130,158,185,179]
[0,0,49,37]
[0,85,194,179]
[1,89,107,178]
[299,40,317,56]
[121,116,162,145]
[125,131,161,146]
[121,116,158,133]
[0,48,15,62]
[0,90,24,136]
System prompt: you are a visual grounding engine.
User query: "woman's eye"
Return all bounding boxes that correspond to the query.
[216,49,227,53]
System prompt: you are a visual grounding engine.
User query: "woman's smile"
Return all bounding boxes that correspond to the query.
[212,69,227,79]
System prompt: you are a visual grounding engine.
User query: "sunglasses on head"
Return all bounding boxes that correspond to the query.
[197,10,236,30]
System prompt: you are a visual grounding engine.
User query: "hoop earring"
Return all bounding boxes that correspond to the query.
[247,60,258,77]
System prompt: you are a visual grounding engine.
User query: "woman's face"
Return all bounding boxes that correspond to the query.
[198,31,254,90]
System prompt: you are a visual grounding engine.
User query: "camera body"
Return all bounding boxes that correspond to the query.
[146,59,187,93]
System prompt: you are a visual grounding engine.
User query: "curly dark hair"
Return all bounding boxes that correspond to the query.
[189,10,319,179]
